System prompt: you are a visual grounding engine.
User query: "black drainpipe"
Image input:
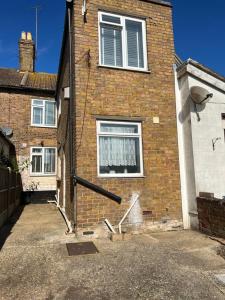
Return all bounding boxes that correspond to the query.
[67,0,77,231]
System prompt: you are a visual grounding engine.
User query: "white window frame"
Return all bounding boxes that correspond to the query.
[58,97,61,118]
[30,147,57,176]
[96,120,144,178]
[98,11,148,71]
[31,99,57,128]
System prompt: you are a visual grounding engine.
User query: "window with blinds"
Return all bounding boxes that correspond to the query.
[99,12,148,71]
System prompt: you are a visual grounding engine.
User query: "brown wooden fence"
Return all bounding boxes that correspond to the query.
[0,167,22,228]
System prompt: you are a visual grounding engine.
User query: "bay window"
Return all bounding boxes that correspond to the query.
[31,99,56,127]
[31,147,56,175]
[97,120,143,177]
[99,11,147,71]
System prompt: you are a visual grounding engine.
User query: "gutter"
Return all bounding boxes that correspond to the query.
[0,85,55,95]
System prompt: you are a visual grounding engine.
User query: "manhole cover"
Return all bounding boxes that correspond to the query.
[66,242,99,256]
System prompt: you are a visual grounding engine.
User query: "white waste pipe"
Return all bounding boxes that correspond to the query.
[104,218,116,233]
[47,200,58,206]
[118,193,139,234]
[48,196,74,234]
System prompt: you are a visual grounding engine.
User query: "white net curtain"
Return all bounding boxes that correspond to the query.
[100,137,137,167]
[99,123,140,174]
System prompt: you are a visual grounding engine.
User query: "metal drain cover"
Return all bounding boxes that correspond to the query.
[66,242,99,256]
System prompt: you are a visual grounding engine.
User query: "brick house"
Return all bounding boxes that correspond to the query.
[56,0,182,235]
[0,32,57,195]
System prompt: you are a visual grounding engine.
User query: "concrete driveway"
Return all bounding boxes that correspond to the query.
[1,203,225,300]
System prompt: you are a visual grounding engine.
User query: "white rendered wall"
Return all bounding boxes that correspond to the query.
[177,62,225,228]
[189,77,225,199]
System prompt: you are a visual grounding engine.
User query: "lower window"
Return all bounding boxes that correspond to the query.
[30,147,56,175]
[97,120,143,177]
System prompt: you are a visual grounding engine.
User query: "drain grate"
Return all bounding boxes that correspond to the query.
[66,242,99,256]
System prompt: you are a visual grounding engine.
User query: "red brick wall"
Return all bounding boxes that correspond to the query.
[197,197,225,238]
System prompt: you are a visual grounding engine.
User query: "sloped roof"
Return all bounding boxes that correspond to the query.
[0,68,57,92]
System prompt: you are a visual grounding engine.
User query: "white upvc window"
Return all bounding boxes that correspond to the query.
[31,99,57,127]
[30,147,56,176]
[98,11,148,71]
[97,120,144,177]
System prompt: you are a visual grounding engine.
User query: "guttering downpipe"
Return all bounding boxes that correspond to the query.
[67,0,77,231]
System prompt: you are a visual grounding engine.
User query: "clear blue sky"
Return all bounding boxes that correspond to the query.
[0,0,224,76]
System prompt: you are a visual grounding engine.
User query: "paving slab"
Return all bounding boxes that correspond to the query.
[1,204,225,299]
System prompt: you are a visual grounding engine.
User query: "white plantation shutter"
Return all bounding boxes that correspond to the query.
[101,25,122,67]
[126,20,144,68]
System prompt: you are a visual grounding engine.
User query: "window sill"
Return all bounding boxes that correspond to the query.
[98,175,145,179]
[97,65,151,74]
[30,174,56,177]
[30,124,57,129]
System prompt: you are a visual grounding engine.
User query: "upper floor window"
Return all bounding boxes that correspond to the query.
[31,99,56,127]
[30,147,56,176]
[97,120,144,177]
[99,12,148,71]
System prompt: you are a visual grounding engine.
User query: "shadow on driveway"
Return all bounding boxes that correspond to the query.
[0,205,25,250]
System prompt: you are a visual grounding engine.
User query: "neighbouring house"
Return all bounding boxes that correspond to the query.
[175,58,225,229]
[0,129,22,228]
[0,32,57,198]
[56,0,182,236]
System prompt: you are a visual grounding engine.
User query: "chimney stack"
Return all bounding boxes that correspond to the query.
[19,31,35,72]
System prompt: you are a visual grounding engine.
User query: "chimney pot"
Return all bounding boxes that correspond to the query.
[21,31,26,40]
[27,32,32,41]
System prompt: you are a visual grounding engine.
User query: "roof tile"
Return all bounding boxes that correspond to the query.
[0,68,57,92]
